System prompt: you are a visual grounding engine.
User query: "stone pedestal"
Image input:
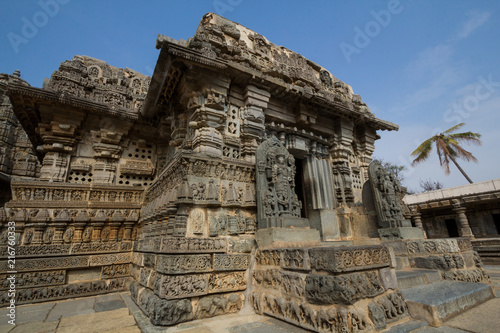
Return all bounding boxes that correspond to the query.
[378,227,425,240]
[255,227,321,248]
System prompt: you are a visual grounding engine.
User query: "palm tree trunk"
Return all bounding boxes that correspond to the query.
[448,155,474,184]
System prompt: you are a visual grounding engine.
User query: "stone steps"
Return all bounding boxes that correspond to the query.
[396,269,442,290]
[401,280,494,327]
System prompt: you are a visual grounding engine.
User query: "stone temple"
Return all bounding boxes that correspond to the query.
[0,13,495,331]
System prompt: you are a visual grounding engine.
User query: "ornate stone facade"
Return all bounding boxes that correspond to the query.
[1,12,491,331]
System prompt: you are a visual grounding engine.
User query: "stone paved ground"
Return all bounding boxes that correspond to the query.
[0,266,498,333]
[0,292,140,333]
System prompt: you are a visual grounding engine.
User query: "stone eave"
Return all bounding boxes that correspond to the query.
[6,83,139,153]
[146,40,398,132]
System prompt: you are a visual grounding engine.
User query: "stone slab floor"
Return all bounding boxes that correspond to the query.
[1,266,499,333]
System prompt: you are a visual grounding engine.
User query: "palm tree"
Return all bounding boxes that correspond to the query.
[411,123,482,184]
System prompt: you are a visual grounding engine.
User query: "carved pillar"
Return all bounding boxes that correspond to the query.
[240,85,269,163]
[355,125,376,179]
[51,223,65,244]
[29,209,48,245]
[91,210,107,242]
[109,222,121,241]
[73,223,86,243]
[331,118,354,205]
[38,121,81,182]
[453,201,474,238]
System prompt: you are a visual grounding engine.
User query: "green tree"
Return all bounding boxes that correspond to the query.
[411,123,482,184]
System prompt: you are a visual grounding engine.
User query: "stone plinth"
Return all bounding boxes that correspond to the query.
[378,227,425,240]
[255,228,321,248]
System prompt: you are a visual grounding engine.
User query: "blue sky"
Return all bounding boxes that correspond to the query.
[1,0,499,191]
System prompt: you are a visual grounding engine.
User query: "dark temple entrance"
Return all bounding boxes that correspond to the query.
[294,158,307,218]
[445,218,460,237]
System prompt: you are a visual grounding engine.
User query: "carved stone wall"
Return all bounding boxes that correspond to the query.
[1,11,405,329]
[0,71,40,205]
[252,245,409,332]
[0,181,141,306]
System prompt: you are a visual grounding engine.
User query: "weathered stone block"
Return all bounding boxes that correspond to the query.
[378,227,425,240]
[379,268,398,290]
[255,228,320,247]
[368,301,387,330]
[143,253,156,268]
[151,298,193,326]
[194,293,243,319]
[414,255,465,270]
[67,268,100,283]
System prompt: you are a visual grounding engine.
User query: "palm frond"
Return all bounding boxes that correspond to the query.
[443,123,466,134]
[450,143,478,162]
[449,131,482,145]
[411,137,436,166]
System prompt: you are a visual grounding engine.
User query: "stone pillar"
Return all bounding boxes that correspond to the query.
[453,201,474,238]
[303,144,340,241]
[410,206,427,239]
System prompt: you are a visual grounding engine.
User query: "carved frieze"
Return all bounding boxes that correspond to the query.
[0,244,71,257]
[157,273,208,299]
[0,278,128,306]
[305,271,385,305]
[158,237,227,253]
[89,252,132,266]
[101,263,131,279]
[0,270,65,290]
[194,293,243,319]
[282,249,310,271]
[309,246,391,273]
[156,254,212,274]
[255,249,282,266]
[0,256,89,272]
[251,291,371,332]
[213,254,250,271]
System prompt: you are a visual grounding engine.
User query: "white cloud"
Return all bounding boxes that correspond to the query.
[457,11,490,39]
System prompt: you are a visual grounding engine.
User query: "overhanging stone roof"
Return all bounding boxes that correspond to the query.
[404,178,500,209]
[143,13,398,132]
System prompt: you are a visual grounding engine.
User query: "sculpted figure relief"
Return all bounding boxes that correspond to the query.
[256,136,303,227]
[368,160,406,228]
